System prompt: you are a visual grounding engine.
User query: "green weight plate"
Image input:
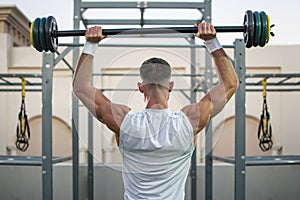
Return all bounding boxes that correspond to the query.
[259,11,268,47]
[253,11,261,47]
[33,18,42,52]
[39,18,48,52]
[39,18,47,51]
[45,16,58,53]
[243,10,254,48]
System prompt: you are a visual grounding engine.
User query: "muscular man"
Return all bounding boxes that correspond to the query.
[73,22,238,200]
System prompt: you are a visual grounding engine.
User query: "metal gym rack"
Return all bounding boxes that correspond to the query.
[209,54,300,200]
[71,1,212,200]
[0,66,72,198]
[1,1,300,200]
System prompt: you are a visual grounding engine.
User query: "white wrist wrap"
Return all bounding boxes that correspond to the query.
[82,41,98,56]
[204,37,222,53]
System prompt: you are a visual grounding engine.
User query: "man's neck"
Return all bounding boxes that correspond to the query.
[144,95,168,109]
[143,87,169,109]
[145,102,168,109]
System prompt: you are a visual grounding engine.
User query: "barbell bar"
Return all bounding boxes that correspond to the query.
[55,26,246,37]
[29,10,274,53]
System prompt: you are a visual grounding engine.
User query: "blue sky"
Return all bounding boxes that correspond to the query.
[0,0,299,45]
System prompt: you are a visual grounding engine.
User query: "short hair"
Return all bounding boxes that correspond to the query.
[139,57,171,86]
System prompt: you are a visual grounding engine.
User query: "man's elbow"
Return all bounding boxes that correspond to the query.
[231,75,239,93]
[72,80,84,98]
[226,75,239,100]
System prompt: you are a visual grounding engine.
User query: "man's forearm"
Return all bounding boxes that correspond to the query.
[211,48,238,101]
[73,53,93,94]
[73,53,103,118]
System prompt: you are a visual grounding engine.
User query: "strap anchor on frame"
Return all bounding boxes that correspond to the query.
[16,78,31,152]
[258,78,273,152]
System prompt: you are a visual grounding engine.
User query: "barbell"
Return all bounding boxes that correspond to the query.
[29,10,274,53]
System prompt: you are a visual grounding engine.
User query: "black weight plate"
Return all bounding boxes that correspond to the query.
[39,18,48,52]
[253,11,261,47]
[45,16,58,53]
[33,18,43,52]
[243,10,255,48]
[259,11,268,47]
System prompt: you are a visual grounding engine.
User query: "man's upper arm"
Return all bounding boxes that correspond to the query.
[75,86,130,135]
[181,94,213,134]
[73,53,131,135]
[94,90,131,134]
[182,83,228,135]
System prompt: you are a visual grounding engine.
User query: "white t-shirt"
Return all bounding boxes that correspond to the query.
[119,109,195,200]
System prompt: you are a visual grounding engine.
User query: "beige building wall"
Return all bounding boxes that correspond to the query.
[0,6,299,163]
[0,5,30,46]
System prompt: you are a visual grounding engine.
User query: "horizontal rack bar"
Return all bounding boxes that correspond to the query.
[80,1,205,9]
[98,88,205,92]
[92,73,205,77]
[94,88,300,93]
[246,155,300,166]
[246,161,300,166]
[52,156,72,164]
[0,155,72,166]
[93,73,300,79]
[58,43,235,48]
[212,155,300,166]
[246,88,300,92]
[0,74,43,91]
[0,83,42,86]
[83,19,201,26]
[247,82,300,86]
[212,155,235,164]
[246,73,300,78]
[0,89,42,92]
[0,74,42,78]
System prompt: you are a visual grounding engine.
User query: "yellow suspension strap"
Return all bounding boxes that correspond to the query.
[257,78,273,151]
[15,78,31,152]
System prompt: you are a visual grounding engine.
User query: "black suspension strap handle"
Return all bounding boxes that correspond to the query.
[257,78,273,152]
[29,10,275,52]
[16,78,31,152]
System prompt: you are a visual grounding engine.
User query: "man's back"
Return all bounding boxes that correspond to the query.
[119,109,195,200]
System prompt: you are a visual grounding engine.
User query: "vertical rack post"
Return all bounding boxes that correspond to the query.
[72,0,81,200]
[204,54,213,200]
[190,35,197,200]
[234,39,246,200]
[88,112,94,200]
[203,0,213,199]
[42,52,54,200]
